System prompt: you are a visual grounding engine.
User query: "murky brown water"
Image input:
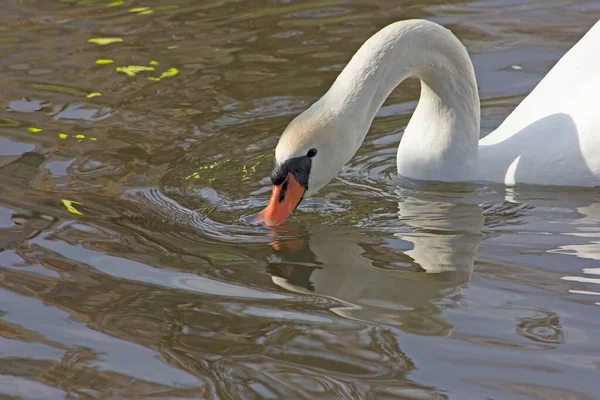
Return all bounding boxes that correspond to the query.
[1,0,600,398]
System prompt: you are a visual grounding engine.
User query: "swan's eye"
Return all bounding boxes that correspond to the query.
[307,148,317,158]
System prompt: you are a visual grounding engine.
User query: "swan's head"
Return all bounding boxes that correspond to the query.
[257,105,357,226]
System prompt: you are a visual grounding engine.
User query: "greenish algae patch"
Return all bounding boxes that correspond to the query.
[208,253,244,261]
[32,83,88,97]
[0,118,21,127]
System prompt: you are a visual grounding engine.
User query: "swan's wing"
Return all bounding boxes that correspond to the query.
[479,19,600,185]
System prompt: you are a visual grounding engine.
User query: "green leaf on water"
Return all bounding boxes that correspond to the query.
[95,58,114,64]
[74,134,86,140]
[0,118,21,127]
[61,199,83,215]
[89,137,98,141]
[129,6,150,12]
[58,133,68,139]
[148,67,179,81]
[207,253,244,261]
[32,83,88,97]
[87,92,102,98]
[88,37,123,45]
[149,60,159,65]
[116,65,155,77]
[106,0,124,6]
[28,127,43,133]
[167,45,179,50]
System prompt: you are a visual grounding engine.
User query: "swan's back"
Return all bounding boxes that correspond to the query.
[479,20,600,186]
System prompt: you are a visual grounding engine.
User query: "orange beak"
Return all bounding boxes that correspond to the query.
[257,173,305,227]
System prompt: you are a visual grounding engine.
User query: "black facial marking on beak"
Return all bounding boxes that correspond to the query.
[278,178,289,203]
[293,193,305,212]
[271,155,312,189]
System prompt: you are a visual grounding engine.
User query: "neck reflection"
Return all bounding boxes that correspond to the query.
[268,190,484,335]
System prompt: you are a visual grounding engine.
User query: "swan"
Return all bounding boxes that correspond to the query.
[258,19,600,226]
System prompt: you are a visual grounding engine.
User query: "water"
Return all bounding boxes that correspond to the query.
[1,0,599,398]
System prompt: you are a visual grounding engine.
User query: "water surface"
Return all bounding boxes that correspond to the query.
[1,0,600,398]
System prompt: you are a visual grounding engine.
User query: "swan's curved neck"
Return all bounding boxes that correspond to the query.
[320,20,480,180]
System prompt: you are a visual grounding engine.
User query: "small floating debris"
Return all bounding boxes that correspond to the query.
[185,172,200,180]
[241,162,259,181]
[167,45,179,50]
[148,67,179,81]
[208,253,244,261]
[511,65,523,70]
[28,127,43,133]
[58,133,68,139]
[95,59,114,65]
[129,6,154,15]
[107,0,124,6]
[149,60,159,66]
[116,65,155,77]
[87,92,101,98]
[61,199,83,215]
[88,37,123,45]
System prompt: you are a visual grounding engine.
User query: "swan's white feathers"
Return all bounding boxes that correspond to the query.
[271,18,600,190]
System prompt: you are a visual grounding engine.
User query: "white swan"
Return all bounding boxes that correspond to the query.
[258,19,600,226]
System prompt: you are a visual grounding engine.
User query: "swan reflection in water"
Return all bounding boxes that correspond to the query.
[267,188,484,336]
[266,182,600,336]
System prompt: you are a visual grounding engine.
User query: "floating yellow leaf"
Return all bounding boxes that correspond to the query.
[149,60,158,65]
[129,6,150,12]
[116,65,155,77]
[139,9,153,15]
[95,59,114,64]
[185,172,200,180]
[87,92,102,98]
[167,45,178,50]
[88,37,123,45]
[74,134,86,140]
[89,137,98,141]
[61,199,83,215]
[149,67,179,81]
[107,0,124,6]
[58,133,68,139]
[28,127,42,133]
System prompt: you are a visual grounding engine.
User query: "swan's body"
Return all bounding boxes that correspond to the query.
[258,19,600,226]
